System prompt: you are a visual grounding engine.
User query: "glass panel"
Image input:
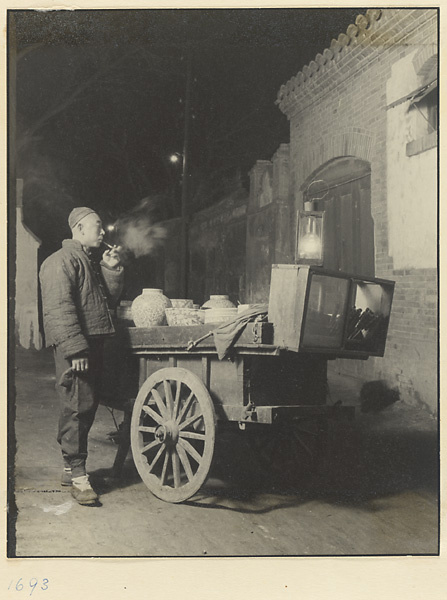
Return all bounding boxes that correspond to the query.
[301,274,349,349]
[296,212,324,264]
[345,281,393,352]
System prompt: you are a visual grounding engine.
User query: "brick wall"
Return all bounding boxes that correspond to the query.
[277,8,438,412]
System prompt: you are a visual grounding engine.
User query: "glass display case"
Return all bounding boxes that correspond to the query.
[268,265,394,357]
[301,273,350,349]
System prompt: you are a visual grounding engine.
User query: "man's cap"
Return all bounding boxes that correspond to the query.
[68,207,97,230]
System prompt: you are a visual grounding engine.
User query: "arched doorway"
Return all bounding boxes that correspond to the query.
[302,157,374,276]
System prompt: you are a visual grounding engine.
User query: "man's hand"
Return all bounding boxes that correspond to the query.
[102,245,122,269]
[71,357,89,372]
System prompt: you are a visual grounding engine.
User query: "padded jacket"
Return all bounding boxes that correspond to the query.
[39,239,124,359]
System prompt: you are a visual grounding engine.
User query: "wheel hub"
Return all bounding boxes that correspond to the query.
[155,420,179,446]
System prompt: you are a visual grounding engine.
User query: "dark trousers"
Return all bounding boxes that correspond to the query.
[53,339,104,478]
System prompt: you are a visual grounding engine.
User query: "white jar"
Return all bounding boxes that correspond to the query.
[202,294,236,309]
[131,288,172,327]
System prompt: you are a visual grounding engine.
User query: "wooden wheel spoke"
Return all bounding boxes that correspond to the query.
[161,449,170,485]
[151,388,169,419]
[148,444,166,473]
[289,439,305,466]
[269,436,282,458]
[178,438,203,465]
[179,430,206,441]
[142,405,164,426]
[141,439,161,454]
[296,424,318,438]
[171,448,181,488]
[138,425,157,433]
[293,432,313,457]
[178,412,203,432]
[176,391,195,424]
[297,429,318,438]
[173,380,182,419]
[176,443,194,482]
[163,380,174,417]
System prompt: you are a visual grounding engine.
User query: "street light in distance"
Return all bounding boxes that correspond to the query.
[169,152,182,164]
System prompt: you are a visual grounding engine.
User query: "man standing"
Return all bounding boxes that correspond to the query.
[39,207,124,506]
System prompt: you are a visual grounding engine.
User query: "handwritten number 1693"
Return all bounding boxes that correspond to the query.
[8,579,49,595]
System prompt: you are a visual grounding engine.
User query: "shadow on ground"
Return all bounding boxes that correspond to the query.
[181,418,438,513]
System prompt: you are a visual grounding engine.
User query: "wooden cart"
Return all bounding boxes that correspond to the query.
[118,266,394,503]
[119,324,351,502]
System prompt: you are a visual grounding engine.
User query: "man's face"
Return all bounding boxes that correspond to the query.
[78,213,105,249]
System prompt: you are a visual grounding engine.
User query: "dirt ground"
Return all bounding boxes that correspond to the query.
[9,346,438,557]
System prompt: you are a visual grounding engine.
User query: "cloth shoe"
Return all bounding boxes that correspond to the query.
[61,467,72,486]
[71,475,98,506]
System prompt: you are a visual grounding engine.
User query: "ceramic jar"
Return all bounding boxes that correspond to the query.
[202,295,236,309]
[131,288,172,327]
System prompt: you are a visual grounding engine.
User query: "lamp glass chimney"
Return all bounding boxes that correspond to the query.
[296,211,324,265]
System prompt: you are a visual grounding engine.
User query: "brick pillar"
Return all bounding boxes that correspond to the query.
[272,144,294,264]
[248,160,273,210]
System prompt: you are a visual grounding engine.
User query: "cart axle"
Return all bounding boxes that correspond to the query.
[155,421,179,446]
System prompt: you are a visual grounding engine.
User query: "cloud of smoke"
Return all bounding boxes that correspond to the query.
[114,197,167,258]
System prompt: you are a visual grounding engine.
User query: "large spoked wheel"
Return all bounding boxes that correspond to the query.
[131,367,216,503]
[249,418,327,486]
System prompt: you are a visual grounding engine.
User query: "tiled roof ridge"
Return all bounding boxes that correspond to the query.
[276,8,431,118]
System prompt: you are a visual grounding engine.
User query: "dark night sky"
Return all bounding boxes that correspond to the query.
[11,8,363,251]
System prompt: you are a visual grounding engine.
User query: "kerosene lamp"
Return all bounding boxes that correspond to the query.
[295,210,324,265]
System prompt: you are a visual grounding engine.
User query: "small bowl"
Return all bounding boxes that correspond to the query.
[165,308,204,326]
[237,304,251,313]
[204,307,238,324]
[170,299,194,308]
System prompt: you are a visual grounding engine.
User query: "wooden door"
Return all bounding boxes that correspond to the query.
[310,158,374,277]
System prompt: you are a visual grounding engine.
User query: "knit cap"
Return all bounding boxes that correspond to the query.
[68,207,97,230]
